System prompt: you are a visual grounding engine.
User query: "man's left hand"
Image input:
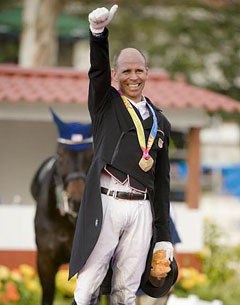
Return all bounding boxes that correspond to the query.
[88,5,118,34]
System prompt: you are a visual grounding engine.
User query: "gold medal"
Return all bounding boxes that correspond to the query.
[139,156,154,172]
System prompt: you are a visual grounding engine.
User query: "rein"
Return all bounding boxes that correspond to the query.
[54,179,77,218]
[54,168,86,220]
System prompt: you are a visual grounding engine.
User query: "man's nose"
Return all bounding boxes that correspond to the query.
[129,72,138,80]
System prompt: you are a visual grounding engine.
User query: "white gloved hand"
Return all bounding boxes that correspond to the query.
[88,5,118,34]
[153,241,174,261]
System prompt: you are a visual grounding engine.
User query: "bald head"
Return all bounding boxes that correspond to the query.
[113,48,147,70]
[111,47,149,103]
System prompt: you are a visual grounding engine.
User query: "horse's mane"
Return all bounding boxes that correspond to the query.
[30,156,57,201]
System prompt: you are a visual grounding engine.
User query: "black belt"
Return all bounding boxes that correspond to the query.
[101,187,148,200]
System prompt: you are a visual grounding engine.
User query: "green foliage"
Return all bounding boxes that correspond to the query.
[174,221,240,305]
[0,0,19,10]
[104,0,240,102]
[0,42,18,63]
[203,221,236,284]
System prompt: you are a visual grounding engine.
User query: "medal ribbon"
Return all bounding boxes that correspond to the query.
[121,95,158,159]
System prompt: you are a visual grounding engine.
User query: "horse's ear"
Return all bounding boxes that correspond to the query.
[86,123,92,136]
[49,108,66,129]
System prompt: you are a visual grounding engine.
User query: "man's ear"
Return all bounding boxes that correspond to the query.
[111,68,118,82]
[146,66,149,79]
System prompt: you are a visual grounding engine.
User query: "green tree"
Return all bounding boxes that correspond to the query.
[102,0,240,101]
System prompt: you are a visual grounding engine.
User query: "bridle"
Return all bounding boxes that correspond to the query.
[53,136,92,222]
[54,158,87,222]
[54,172,86,222]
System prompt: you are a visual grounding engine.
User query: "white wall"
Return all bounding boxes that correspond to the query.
[0,204,204,253]
[200,122,240,167]
[0,205,36,250]
[173,204,204,253]
[0,120,56,205]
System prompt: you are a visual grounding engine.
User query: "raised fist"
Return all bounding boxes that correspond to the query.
[88,5,118,34]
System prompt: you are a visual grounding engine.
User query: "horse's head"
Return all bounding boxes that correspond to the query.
[51,109,93,222]
[55,143,92,219]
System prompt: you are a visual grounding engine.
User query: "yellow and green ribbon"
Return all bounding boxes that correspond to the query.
[121,95,158,160]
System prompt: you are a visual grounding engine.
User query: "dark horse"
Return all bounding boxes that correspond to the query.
[30,110,92,305]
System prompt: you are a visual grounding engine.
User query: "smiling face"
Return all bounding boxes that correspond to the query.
[112,48,148,103]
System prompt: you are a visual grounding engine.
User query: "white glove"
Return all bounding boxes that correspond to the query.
[153,241,174,261]
[88,5,118,34]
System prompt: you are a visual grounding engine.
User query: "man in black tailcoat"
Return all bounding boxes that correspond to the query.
[69,5,175,305]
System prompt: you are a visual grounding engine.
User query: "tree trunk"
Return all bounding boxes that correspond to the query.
[19,0,65,67]
[19,0,39,67]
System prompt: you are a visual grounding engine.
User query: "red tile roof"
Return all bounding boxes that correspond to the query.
[1,64,240,112]
[0,65,89,104]
[144,71,240,112]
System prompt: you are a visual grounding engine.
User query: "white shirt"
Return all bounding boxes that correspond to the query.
[129,97,150,120]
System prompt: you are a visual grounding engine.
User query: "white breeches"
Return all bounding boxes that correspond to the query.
[74,179,152,305]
